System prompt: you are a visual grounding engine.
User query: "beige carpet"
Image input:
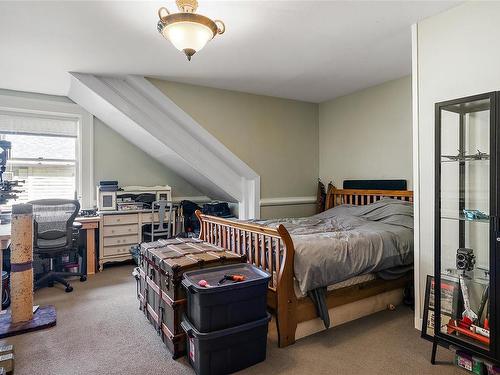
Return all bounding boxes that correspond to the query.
[2,265,465,375]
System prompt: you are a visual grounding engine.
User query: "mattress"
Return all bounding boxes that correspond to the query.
[293,273,377,299]
[248,198,414,295]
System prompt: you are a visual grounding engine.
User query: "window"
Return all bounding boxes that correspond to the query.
[0,111,79,206]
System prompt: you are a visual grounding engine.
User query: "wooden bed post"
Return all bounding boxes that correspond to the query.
[275,224,297,347]
[194,210,205,240]
[324,185,337,210]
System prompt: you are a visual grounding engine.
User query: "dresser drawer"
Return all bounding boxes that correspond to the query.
[102,245,132,257]
[103,234,138,247]
[103,224,138,237]
[103,214,138,226]
[141,212,159,223]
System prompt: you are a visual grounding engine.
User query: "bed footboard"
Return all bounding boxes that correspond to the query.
[195,210,298,347]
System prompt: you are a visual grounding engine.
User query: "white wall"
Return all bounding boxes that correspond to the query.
[319,76,413,188]
[414,2,500,327]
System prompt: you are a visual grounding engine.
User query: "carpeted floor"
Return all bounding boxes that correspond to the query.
[2,265,466,375]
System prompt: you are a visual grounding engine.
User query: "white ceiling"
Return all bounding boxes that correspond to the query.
[0,1,458,103]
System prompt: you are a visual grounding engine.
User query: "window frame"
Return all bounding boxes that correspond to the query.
[0,91,94,209]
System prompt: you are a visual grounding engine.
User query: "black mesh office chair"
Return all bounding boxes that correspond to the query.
[30,199,86,293]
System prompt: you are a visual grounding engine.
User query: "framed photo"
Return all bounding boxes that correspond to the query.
[421,275,460,341]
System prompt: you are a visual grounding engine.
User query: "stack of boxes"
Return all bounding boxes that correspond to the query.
[181,263,271,375]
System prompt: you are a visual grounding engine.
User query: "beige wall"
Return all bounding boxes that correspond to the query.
[415,2,500,324]
[93,118,203,198]
[261,204,316,219]
[319,76,413,188]
[150,79,319,218]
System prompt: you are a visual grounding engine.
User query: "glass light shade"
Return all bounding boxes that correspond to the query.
[162,21,214,53]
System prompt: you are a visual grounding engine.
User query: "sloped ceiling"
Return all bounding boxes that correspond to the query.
[68,73,260,219]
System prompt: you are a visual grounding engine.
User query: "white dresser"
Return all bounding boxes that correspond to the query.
[98,210,177,271]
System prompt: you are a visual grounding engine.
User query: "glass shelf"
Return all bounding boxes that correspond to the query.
[441,158,489,163]
[441,215,489,223]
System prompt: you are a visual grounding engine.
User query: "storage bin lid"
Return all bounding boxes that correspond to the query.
[181,313,271,340]
[182,263,270,294]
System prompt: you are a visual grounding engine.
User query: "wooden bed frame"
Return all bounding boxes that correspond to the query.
[195,187,414,348]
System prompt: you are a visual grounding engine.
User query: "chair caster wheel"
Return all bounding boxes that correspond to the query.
[65,286,73,293]
[80,276,87,282]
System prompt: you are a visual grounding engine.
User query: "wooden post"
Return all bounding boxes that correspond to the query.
[10,204,33,324]
[275,225,297,347]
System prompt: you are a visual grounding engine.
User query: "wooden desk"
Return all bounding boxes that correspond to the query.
[75,216,101,276]
[0,218,100,276]
[0,224,11,251]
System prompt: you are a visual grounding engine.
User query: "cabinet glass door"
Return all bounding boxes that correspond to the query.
[437,95,494,354]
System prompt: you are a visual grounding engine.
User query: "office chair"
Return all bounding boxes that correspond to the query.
[29,199,86,293]
[142,200,174,242]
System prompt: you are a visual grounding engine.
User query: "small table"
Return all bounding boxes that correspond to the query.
[75,216,101,275]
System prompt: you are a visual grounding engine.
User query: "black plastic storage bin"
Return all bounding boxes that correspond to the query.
[181,313,271,375]
[181,264,270,332]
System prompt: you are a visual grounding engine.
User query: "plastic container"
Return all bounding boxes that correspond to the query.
[182,264,270,332]
[455,351,484,375]
[129,244,140,265]
[63,263,79,273]
[485,361,500,375]
[181,313,271,375]
[2,271,10,309]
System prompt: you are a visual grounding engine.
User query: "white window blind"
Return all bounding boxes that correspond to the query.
[0,111,79,207]
[0,111,77,137]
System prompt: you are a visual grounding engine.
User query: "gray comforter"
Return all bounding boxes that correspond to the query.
[250,198,413,295]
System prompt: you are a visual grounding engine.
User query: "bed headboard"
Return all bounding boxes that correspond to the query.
[325,185,413,210]
[343,179,407,190]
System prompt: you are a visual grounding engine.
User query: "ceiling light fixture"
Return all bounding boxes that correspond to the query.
[157,0,225,61]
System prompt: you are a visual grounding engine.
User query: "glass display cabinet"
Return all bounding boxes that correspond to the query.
[433,92,499,363]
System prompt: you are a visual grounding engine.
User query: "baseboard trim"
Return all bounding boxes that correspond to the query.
[260,196,316,207]
[415,317,423,331]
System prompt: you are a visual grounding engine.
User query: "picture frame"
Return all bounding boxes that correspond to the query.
[421,274,460,342]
